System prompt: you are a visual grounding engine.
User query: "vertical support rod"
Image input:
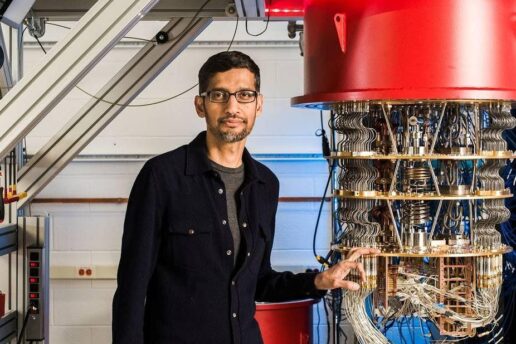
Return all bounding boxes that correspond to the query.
[426,160,441,196]
[429,102,447,154]
[428,200,443,243]
[386,200,403,251]
[381,103,398,154]
[389,160,400,193]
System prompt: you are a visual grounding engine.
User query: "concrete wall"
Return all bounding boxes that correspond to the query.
[3,20,337,343]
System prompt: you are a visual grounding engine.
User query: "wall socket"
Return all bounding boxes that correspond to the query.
[50,265,117,279]
[76,266,95,278]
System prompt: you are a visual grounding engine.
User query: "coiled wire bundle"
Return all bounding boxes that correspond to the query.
[333,102,384,342]
[338,200,380,248]
[475,104,514,249]
[334,101,381,248]
[339,160,378,192]
[475,199,511,250]
[332,102,376,153]
[481,103,516,152]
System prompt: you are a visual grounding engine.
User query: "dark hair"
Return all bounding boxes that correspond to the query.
[198,51,260,94]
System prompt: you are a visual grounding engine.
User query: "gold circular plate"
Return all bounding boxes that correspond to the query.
[377,246,512,258]
[330,151,516,160]
[334,190,512,200]
[335,245,512,258]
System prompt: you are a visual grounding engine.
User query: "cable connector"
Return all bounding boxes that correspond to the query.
[315,255,330,267]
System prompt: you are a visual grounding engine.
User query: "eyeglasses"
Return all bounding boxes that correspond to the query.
[200,89,258,103]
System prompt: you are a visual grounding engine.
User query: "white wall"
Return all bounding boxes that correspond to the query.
[3,20,335,343]
[23,21,322,156]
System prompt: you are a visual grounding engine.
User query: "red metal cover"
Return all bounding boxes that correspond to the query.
[292,0,516,108]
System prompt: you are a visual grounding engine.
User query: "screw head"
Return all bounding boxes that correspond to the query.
[155,31,169,44]
[225,4,237,16]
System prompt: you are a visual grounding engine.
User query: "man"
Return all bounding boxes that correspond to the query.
[112,51,378,343]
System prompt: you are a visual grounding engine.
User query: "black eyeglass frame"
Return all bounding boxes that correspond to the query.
[200,89,259,103]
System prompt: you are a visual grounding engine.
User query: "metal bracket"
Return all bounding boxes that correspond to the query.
[26,15,47,39]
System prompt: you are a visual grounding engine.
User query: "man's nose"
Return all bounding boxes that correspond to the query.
[224,93,240,112]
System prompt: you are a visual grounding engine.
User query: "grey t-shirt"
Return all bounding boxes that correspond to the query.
[210,160,245,265]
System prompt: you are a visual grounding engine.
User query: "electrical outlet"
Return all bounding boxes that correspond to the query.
[76,266,95,278]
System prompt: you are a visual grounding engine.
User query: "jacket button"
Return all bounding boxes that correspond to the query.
[231,280,235,286]
[242,222,247,228]
[187,229,195,235]
[247,252,251,257]
[222,219,227,225]
[232,313,237,318]
[226,250,232,256]
[218,188,224,194]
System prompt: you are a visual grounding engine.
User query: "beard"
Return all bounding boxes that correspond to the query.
[212,115,252,143]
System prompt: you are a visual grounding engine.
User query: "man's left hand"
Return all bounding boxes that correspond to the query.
[313,247,380,291]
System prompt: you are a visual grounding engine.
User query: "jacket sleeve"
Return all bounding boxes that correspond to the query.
[254,177,327,302]
[112,162,164,343]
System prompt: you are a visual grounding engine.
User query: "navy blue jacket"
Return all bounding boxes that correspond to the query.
[112,132,324,343]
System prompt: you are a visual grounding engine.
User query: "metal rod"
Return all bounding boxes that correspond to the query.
[427,160,441,196]
[389,160,400,193]
[381,103,398,154]
[470,160,477,194]
[469,199,476,246]
[386,200,403,250]
[428,200,443,243]
[429,102,448,154]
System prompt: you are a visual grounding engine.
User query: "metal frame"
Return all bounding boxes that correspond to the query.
[31,0,234,20]
[17,17,212,208]
[0,310,16,343]
[0,26,14,98]
[0,224,17,343]
[0,0,160,161]
[0,224,17,256]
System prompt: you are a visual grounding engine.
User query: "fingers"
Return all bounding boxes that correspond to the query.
[356,261,366,282]
[336,260,366,282]
[318,250,380,291]
[345,247,381,262]
[335,280,361,291]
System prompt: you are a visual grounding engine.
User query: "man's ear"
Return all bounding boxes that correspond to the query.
[256,93,264,117]
[194,96,206,118]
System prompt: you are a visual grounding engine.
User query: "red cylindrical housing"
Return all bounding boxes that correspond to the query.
[292,0,516,108]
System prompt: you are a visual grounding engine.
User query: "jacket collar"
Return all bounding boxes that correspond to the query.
[185,131,265,183]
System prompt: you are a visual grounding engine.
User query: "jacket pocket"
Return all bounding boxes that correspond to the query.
[165,218,213,271]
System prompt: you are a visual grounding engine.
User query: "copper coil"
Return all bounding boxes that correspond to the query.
[402,201,430,226]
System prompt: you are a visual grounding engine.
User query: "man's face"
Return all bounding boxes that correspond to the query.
[194,68,263,144]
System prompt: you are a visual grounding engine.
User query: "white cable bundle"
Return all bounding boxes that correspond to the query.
[341,288,389,344]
